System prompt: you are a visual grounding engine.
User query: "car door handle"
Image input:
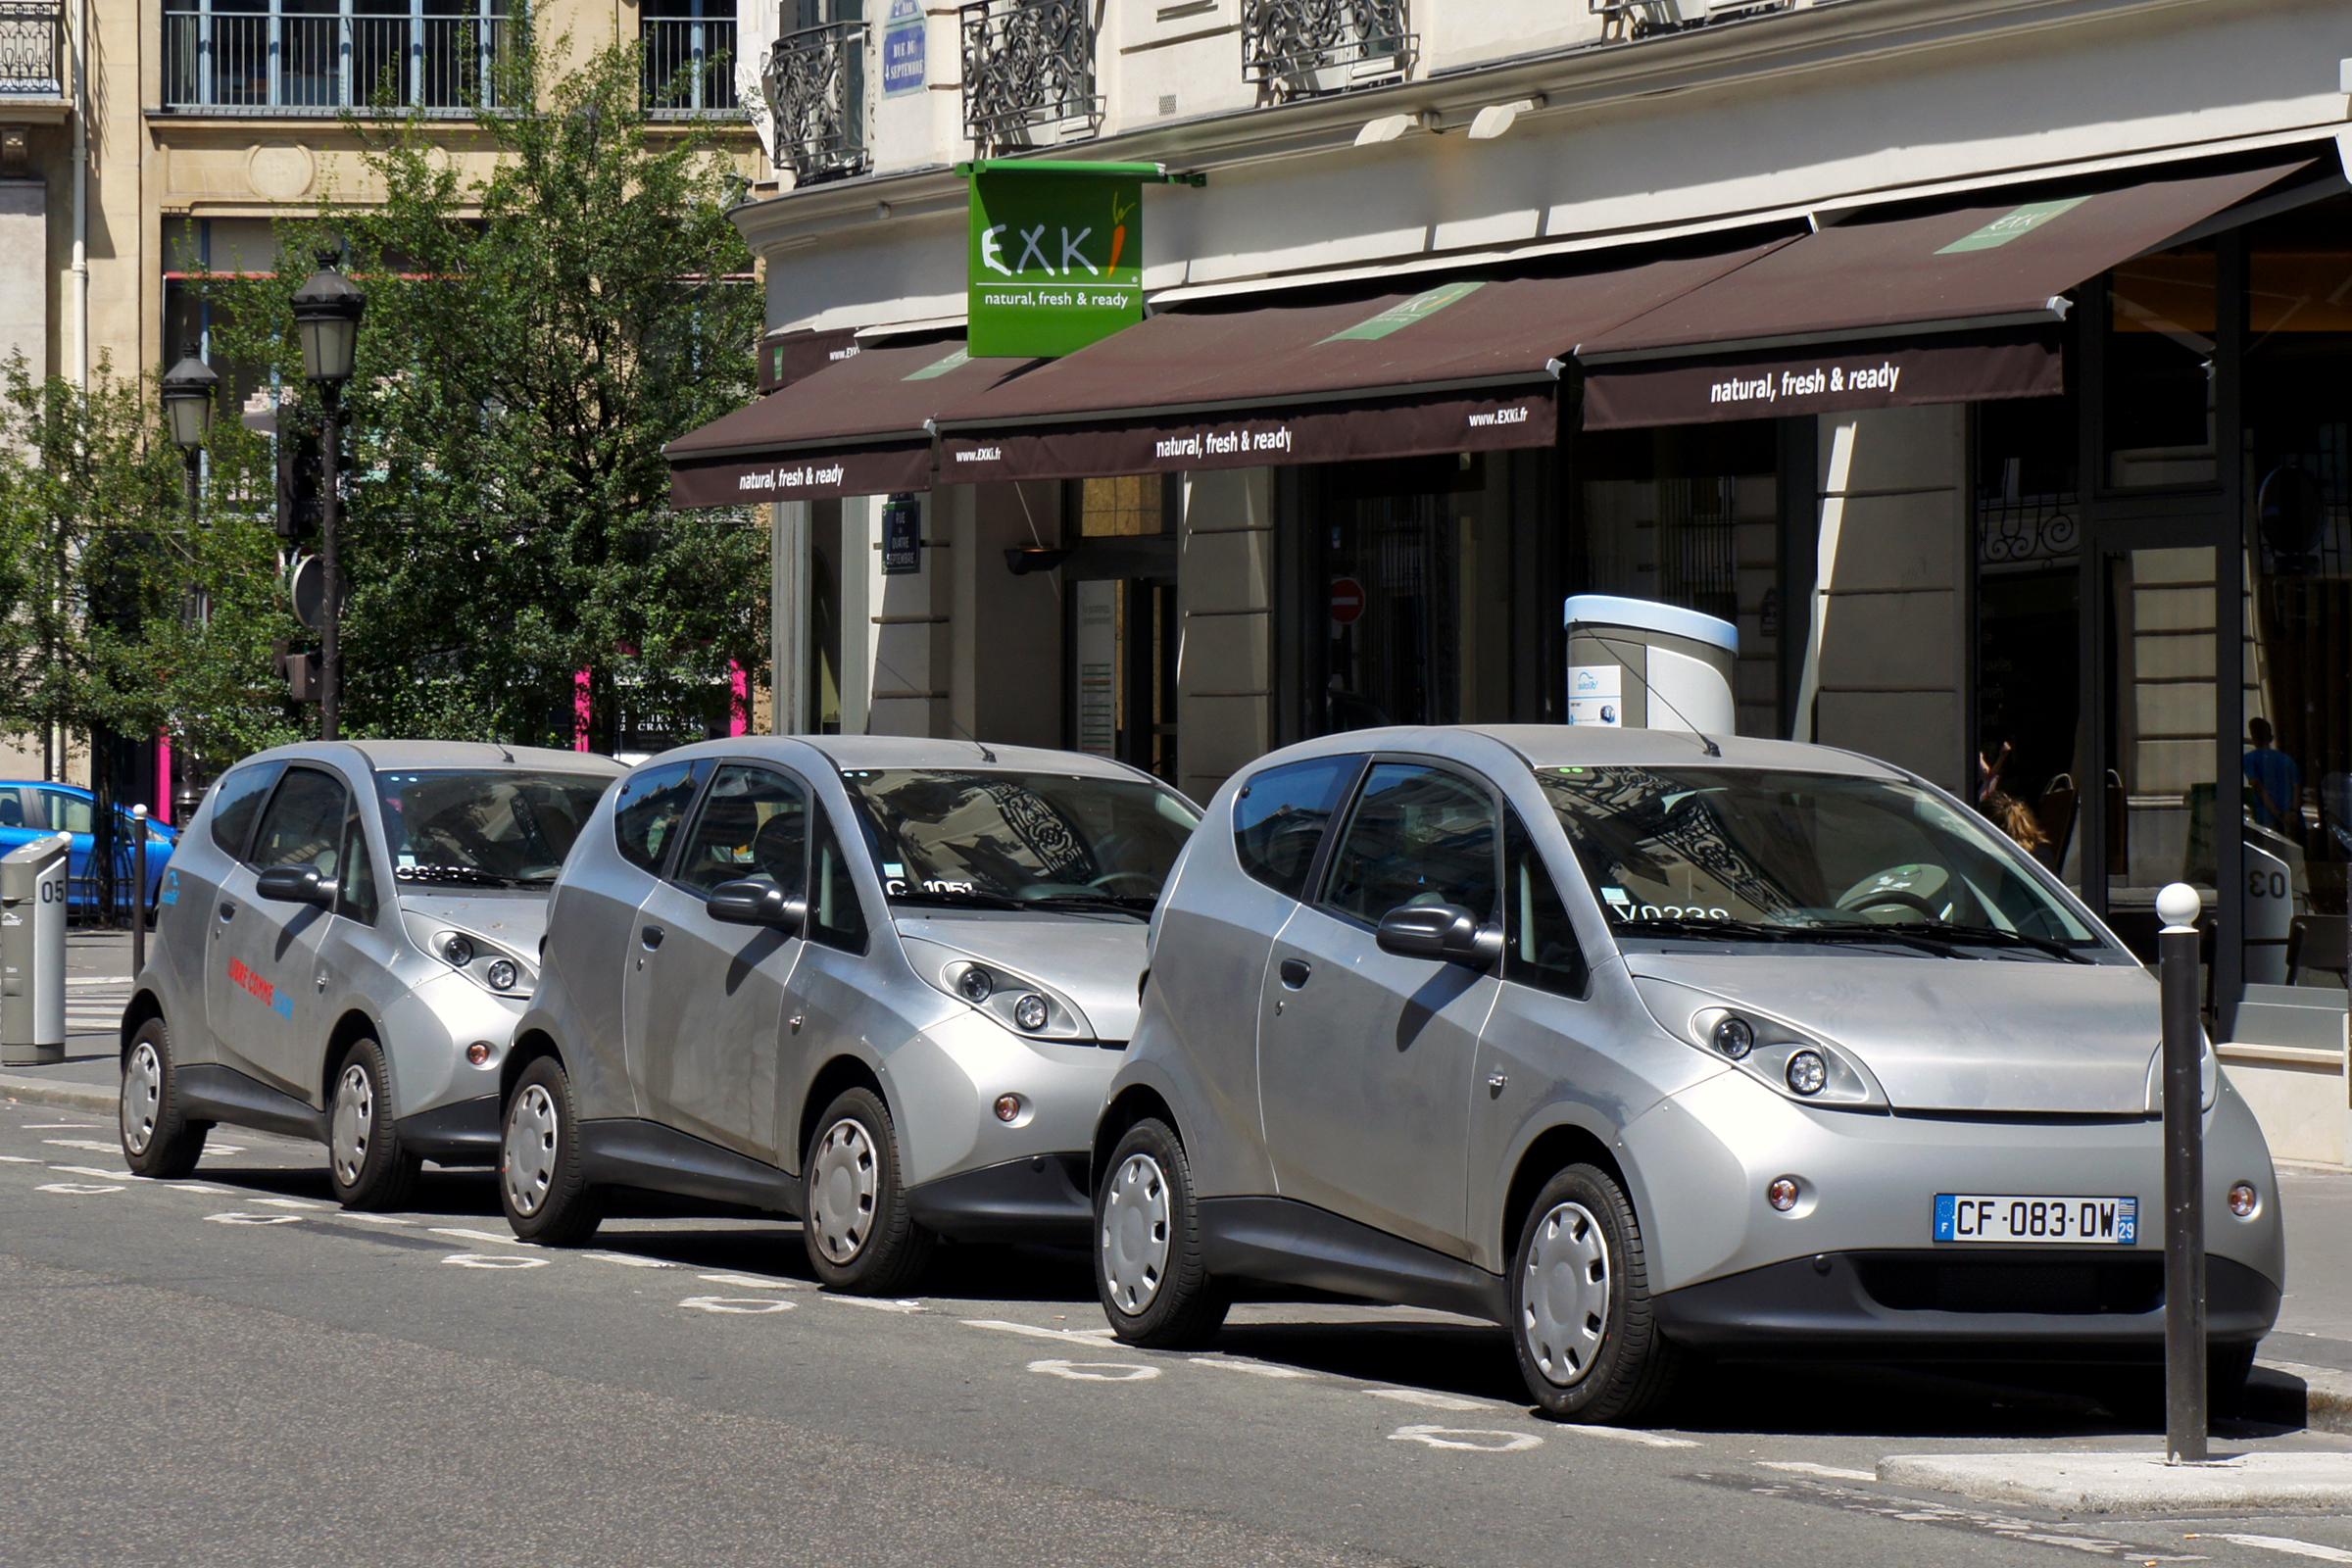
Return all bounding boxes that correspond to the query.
[218,901,236,921]
[1279,957,1311,990]
[640,925,665,951]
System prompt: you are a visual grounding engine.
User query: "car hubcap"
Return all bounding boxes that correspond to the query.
[503,1084,560,1217]
[122,1041,164,1155]
[808,1116,879,1264]
[1522,1200,1611,1387]
[330,1063,375,1187]
[1102,1152,1172,1316]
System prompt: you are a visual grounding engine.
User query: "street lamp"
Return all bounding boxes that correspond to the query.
[289,250,365,741]
[160,341,218,457]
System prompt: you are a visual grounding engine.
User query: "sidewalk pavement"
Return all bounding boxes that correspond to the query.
[10,930,2352,1439]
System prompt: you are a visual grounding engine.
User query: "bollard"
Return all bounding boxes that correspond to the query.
[0,832,71,1066]
[131,804,148,979]
[2156,880,2207,1464]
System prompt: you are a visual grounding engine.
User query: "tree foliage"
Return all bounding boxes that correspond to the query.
[202,31,768,750]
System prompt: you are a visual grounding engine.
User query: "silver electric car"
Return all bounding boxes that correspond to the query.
[119,742,626,1206]
[497,736,1200,1294]
[1092,726,2284,1422]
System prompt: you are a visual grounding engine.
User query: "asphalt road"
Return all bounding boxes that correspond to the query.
[3,1104,2351,1568]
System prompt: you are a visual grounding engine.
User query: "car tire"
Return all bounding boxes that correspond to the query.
[802,1086,934,1295]
[327,1037,421,1211]
[1095,1118,1229,1349]
[500,1055,603,1245]
[1509,1163,1682,1424]
[120,1016,208,1179]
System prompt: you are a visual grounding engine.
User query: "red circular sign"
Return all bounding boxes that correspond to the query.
[1329,576,1366,625]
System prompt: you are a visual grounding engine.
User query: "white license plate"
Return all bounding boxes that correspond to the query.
[1933,1194,2137,1245]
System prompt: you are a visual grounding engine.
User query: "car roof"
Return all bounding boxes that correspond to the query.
[222,741,628,776]
[680,734,1159,784]
[0,780,91,794]
[1245,725,1910,779]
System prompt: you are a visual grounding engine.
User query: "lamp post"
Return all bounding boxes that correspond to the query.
[288,251,365,741]
[156,343,215,935]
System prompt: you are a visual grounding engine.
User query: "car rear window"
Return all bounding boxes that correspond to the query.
[1232,756,1360,899]
[208,761,284,860]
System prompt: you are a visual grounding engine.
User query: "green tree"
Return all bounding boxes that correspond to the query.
[202,32,768,751]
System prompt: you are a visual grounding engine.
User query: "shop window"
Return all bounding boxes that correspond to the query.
[1066,475,1176,781]
[2242,196,2352,958]
[2103,241,2218,489]
[1572,422,1780,738]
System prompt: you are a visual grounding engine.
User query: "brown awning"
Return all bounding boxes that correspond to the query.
[666,339,1034,508]
[1575,159,2310,427]
[931,244,1787,481]
[757,326,861,393]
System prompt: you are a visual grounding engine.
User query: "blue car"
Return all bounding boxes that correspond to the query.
[0,781,178,914]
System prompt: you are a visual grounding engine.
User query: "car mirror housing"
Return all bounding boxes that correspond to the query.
[707,878,808,933]
[255,865,336,906]
[1375,903,1502,968]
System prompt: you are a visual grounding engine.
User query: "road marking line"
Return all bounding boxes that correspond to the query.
[207,1211,304,1225]
[50,1164,134,1179]
[1554,1424,1700,1448]
[1191,1356,1312,1379]
[443,1252,548,1270]
[821,1295,925,1312]
[206,1146,246,1154]
[428,1226,532,1247]
[42,1139,121,1152]
[36,1181,123,1195]
[1388,1424,1542,1452]
[161,1180,234,1194]
[696,1272,804,1290]
[679,1296,795,1314]
[1760,1461,1878,1482]
[963,1318,1118,1344]
[2210,1538,2352,1563]
[578,1250,674,1268]
[23,1122,100,1127]
[0,1153,42,1163]
[251,1197,323,1209]
[1364,1389,1494,1411]
[341,1212,413,1223]
[1029,1358,1160,1382]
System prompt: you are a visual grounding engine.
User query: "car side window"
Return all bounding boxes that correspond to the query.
[249,767,348,879]
[612,760,708,876]
[809,808,868,954]
[1319,763,1498,926]
[338,805,379,926]
[210,762,284,859]
[42,790,93,835]
[1233,756,1360,898]
[1502,809,1587,1000]
[0,785,27,829]
[674,764,808,897]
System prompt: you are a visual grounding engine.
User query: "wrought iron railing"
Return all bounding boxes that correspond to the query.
[161,2,518,115]
[643,14,741,116]
[1241,0,1414,99]
[766,20,867,184]
[1588,0,1788,42]
[959,0,1101,152]
[0,2,62,97]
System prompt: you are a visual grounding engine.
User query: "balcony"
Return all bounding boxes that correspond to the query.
[160,1,518,117]
[642,2,741,118]
[1589,0,1789,42]
[1242,0,1414,100]
[0,2,62,100]
[959,0,1101,153]
[765,20,867,186]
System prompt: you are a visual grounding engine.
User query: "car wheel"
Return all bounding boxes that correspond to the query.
[802,1086,934,1295]
[120,1017,208,1179]
[500,1055,604,1245]
[327,1037,421,1211]
[1510,1163,1682,1423]
[1095,1118,1228,1348]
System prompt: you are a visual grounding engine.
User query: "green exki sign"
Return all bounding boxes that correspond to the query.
[961,161,1201,359]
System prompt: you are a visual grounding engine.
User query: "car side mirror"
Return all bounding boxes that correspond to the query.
[1375,903,1503,968]
[707,878,808,933]
[255,865,336,906]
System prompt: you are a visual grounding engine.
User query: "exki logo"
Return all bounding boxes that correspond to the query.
[980,188,1135,281]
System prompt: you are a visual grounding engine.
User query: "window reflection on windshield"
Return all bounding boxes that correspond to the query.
[841,769,1200,908]
[1540,765,2101,953]
[376,771,615,889]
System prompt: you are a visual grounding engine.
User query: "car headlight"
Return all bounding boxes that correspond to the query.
[425,928,535,1000]
[1639,981,1884,1108]
[899,937,1097,1041]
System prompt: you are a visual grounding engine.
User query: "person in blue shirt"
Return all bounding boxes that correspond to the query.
[2243,717,2302,835]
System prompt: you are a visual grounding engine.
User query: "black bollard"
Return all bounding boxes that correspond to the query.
[131,806,148,981]
[2157,881,2206,1464]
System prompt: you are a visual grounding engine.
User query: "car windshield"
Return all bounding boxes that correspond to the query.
[840,768,1200,909]
[375,770,615,889]
[1538,765,2106,957]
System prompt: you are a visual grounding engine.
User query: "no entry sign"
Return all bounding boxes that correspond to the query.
[1330,576,1365,625]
